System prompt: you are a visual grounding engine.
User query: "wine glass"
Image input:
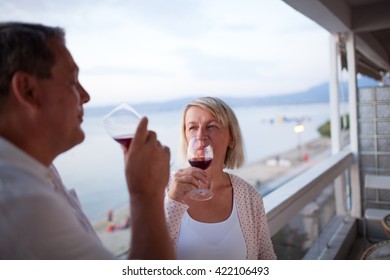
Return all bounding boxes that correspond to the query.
[186,137,214,201]
[102,103,141,147]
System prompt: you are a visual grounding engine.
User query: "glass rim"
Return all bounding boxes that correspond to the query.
[102,103,141,121]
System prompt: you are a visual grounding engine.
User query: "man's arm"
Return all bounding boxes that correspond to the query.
[124,117,175,259]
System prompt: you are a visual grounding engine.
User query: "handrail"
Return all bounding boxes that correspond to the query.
[264,149,354,236]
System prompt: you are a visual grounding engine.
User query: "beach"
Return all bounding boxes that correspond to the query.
[93,136,331,258]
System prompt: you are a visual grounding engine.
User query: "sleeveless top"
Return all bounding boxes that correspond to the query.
[176,197,246,259]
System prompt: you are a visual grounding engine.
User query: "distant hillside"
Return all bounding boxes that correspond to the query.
[222,75,378,107]
[86,76,379,115]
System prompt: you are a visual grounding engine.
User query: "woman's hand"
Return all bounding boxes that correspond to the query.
[168,167,209,202]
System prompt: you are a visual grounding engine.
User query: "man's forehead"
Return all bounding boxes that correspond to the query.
[48,38,78,72]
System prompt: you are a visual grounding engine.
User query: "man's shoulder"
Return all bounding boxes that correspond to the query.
[0,163,55,201]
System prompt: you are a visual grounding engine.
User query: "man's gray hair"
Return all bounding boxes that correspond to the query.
[0,22,65,109]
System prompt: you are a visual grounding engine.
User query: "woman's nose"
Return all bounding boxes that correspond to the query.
[197,127,210,142]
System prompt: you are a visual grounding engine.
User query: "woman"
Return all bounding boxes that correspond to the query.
[165,97,276,259]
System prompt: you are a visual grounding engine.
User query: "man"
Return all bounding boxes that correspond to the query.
[0,22,174,259]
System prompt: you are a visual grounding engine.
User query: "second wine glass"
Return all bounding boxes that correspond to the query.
[187,137,214,201]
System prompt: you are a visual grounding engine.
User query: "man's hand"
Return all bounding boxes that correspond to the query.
[124,117,170,197]
[123,117,175,259]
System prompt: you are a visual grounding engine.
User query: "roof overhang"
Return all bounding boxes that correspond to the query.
[283,0,390,81]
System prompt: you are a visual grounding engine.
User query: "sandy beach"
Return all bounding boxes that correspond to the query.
[93,136,331,258]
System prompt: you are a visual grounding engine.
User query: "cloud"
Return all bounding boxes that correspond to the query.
[82,65,171,77]
[1,0,330,104]
[177,48,274,80]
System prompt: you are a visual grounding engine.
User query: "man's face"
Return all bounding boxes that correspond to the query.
[37,39,90,154]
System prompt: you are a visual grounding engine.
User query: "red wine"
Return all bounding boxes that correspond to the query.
[189,158,212,170]
[113,135,133,147]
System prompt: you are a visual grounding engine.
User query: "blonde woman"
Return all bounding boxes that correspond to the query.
[165,97,276,260]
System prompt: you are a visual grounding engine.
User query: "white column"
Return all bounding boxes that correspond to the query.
[345,32,362,218]
[329,33,347,215]
[329,34,341,154]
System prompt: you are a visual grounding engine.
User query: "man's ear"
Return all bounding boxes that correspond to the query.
[10,71,40,110]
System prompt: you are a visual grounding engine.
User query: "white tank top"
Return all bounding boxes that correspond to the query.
[176,198,247,259]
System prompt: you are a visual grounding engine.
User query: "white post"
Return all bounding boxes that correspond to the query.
[329,34,341,154]
[329,34,347,215]
[345,32,362,218]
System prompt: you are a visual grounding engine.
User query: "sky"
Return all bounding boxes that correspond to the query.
[1,0,330,107]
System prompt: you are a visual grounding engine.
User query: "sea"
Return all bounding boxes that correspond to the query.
[53,102,338,222]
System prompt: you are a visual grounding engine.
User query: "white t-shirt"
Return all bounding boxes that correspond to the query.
[0,137,113,259]
[176,197,247,259]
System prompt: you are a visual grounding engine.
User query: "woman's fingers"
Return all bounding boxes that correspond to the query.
[168,167,209,202]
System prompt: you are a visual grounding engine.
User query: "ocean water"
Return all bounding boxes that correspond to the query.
[54,102,333,221]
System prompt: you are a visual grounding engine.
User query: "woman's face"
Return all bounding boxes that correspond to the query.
[184,106,232,169]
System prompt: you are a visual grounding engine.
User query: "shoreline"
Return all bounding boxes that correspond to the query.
[93,136,331,257]
[230,136,330,188]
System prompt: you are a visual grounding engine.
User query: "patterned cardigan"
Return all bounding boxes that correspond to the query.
[164,172,277,260]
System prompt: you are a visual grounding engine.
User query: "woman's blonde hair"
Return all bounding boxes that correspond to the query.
[179,96,245,169]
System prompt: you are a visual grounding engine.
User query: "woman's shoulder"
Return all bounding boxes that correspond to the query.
[227,173,259,194]
[227,173,265,212]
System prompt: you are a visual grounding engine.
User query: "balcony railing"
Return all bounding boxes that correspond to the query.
[264,149,354,237]
[264,150,354,257]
